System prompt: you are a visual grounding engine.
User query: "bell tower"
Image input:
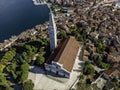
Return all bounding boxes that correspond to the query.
[48,11,57,51]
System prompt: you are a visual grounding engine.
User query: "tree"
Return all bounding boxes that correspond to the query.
[22,51,35,63]
[11,70,17,79]
[0,85,14,90]
[0,63,5,73]
[99,62,110,69]
[98,55,103,61]
[35,56,45,65]
[77,83,92,90]
[42,38,49,45]
[57,31,67,39]
[19,63,29,83]
[20,63,29,72]
[22,79,34,90]
[10,61,17,72]
[83,61,95,75]
[77,35,84,42]
[102,86,110,90]
[0,73,13,90]
[71,30,78,38]
[88,53,94,60]
[26,39,44,49]
[0,73,7,85]
[25,45,32,53]
[20,71,28,83]
[1,49,16,65]
[97,55,110,69]
[51,5,56,11]
[93,39,101,46]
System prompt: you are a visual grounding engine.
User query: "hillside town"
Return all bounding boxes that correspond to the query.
[48,0,120,89]
[0,0,120,90]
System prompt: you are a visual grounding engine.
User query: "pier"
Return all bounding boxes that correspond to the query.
[32,0,46,5]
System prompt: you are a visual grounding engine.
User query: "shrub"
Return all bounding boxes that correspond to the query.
[0,73,11,89]
[0,85,14,90]
[35,56,45,66]
[20,71,28,83]
[71,30,78,38]
[0,63,5,73]
[20,63,29,72]
[1,49,16,65]
[83,61,95,75]
[11,70,17,79]
[57,31,67,39]
[22,79,34,90]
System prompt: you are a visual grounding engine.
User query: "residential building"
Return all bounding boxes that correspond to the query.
[103,68,120,79]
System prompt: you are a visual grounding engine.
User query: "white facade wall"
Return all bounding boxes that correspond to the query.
[65,73,69,78]
[45,63,51,71]
[58,71,64,76]
[45,62,70,78]
[51,69,57,73]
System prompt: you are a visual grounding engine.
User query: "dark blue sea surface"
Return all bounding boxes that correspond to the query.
[0,0,49,42]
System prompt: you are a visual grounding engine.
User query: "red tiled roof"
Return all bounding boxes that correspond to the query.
[104,68,120,77]
[46,36,80,72]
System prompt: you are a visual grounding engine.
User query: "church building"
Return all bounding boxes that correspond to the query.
[45,11,82,78]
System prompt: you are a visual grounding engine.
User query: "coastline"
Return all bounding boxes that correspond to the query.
[0,0,49,43]
[0,0,119,51]
[0,22,49,51]
[0,1,51,51]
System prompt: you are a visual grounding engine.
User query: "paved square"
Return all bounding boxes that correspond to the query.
[28,58,84,90]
